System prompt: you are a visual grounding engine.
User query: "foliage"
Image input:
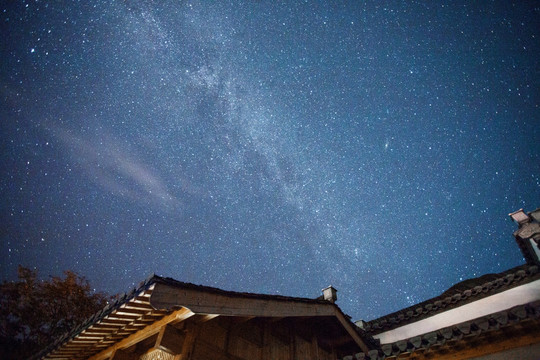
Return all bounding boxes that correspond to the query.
[0,266,108,359]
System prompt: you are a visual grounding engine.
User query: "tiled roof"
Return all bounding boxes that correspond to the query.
[32,274,159,360]
[343,300,540,360]
[154,276,340,305]
[362,264,540,335]
[152,276,379,349]
[34,275,377,359]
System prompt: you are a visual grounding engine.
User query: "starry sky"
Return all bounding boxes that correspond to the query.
[1,1,539,322]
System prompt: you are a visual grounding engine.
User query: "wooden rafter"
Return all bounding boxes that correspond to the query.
[88,307,194,360]
[149,282,371,353]
[40,278,373,359]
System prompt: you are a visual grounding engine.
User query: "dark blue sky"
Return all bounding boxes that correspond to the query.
[1,1,539,321]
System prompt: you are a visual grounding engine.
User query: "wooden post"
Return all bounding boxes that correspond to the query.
[311,336,320,360]
[262,321,271,360]
[181,321,200,360]
[289,322,296,360]
[224,317,232,355]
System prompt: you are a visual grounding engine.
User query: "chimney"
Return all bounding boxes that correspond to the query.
[510,208,540,266]
[322,286,338,303]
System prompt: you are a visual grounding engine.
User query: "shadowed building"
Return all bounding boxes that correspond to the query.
[35,208,540,360]
[32,278,376,360]
[351,208,540,360]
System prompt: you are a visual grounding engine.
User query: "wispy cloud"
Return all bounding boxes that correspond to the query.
[55,129,181,210]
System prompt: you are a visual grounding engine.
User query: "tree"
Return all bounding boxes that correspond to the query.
[0,266,108,359]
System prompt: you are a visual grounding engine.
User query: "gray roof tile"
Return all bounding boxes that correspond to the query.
[364,264,539,334]
[343,300,540,360]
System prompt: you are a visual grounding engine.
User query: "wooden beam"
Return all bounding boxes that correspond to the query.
[126,307,152,316]
[199,314,220,323]
[88,308,194,360]
[106,314,141,321]
[180,321,200,360]
[333,309,370,354]
[123,303,153,310]
[150,283,337,318]
[262,321,271,360]
[154,325,167,353]
[156,325,185,355]
[99,319,132,326]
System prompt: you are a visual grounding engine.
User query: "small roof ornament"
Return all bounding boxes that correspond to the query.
[510,208,540,266]
[509,209,530,226]
[322,286,338,303]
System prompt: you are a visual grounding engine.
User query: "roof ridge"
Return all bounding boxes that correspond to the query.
[152,276,338,304]
[363,264,539,334]
[344,300,540,360]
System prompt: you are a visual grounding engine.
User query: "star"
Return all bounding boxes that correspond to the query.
[0,1,538,322]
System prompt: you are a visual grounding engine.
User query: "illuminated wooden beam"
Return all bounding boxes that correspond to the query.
[88,308,194,360]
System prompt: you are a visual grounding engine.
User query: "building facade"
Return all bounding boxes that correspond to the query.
[36,208,540,360]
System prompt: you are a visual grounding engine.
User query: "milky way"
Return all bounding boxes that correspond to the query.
[1,1,539,321]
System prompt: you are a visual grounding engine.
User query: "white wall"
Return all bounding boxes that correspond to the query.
[374,279,540,344]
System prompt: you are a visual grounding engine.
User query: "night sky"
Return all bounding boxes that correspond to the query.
[1,1,539,322]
